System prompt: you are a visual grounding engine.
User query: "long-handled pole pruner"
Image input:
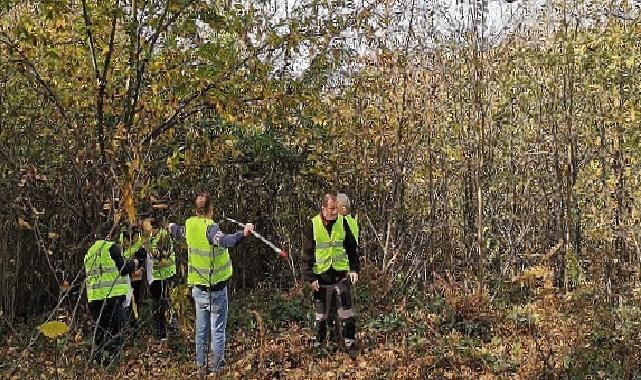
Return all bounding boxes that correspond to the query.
[224,217,288,258]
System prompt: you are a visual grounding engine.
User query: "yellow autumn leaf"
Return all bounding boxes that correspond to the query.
[38,321,69,340]
[54,18,67,29]
[48,232,59,239]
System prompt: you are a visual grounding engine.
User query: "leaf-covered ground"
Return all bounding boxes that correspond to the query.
[3,267,640,379]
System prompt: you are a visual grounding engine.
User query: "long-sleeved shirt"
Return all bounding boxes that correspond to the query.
[169,221,245,290]
[169,223,245,248]
[301,215,359,284]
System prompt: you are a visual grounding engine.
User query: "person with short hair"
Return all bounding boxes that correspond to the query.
[144,216,176,340]
[119,225,146,334]
[168,193,254,374]
[336,193,359,243]
[302,192,360,358]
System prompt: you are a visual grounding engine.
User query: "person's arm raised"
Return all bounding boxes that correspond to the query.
[206,223,252,248]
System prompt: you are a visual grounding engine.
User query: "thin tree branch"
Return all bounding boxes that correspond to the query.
[81,0,105,157]
[120,0,188,132]
[125,0,189,130]
[0,34,69,121]
[98,1,119,121]
[142,44,276,145]
[81,0,101,81]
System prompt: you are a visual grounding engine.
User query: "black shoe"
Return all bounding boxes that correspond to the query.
[313,343,328,358]
[345,343,359,359]
[155,331,167,341]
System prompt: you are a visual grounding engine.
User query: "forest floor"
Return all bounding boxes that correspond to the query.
[2,266,639,379]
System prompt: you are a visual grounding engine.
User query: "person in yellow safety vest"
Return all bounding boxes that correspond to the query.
[337,193,359,243]
[302,191,360,358]
[119,227,146,333]
[144,217,176,340]
[324,192,360,346]
[85,222,142,366]
[168,193,254,375]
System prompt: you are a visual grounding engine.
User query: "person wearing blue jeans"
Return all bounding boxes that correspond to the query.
[192,285,228,369]
[168,193,253,374]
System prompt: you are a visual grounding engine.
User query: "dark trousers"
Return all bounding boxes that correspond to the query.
[89,296,125,362]
[313,278,356,344]
[328,294,340,342]
[150,278,172,338]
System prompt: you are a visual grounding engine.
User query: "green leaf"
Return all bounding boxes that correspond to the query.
[0,0,11,12]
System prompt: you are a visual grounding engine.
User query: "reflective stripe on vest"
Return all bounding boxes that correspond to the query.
[187,261,232,282]
[312,214,349,274]
[150,229,176,281]
[84,240,129,301]
[185,217,232,286]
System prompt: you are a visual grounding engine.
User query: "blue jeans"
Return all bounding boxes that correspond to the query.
[192,286,228,373]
